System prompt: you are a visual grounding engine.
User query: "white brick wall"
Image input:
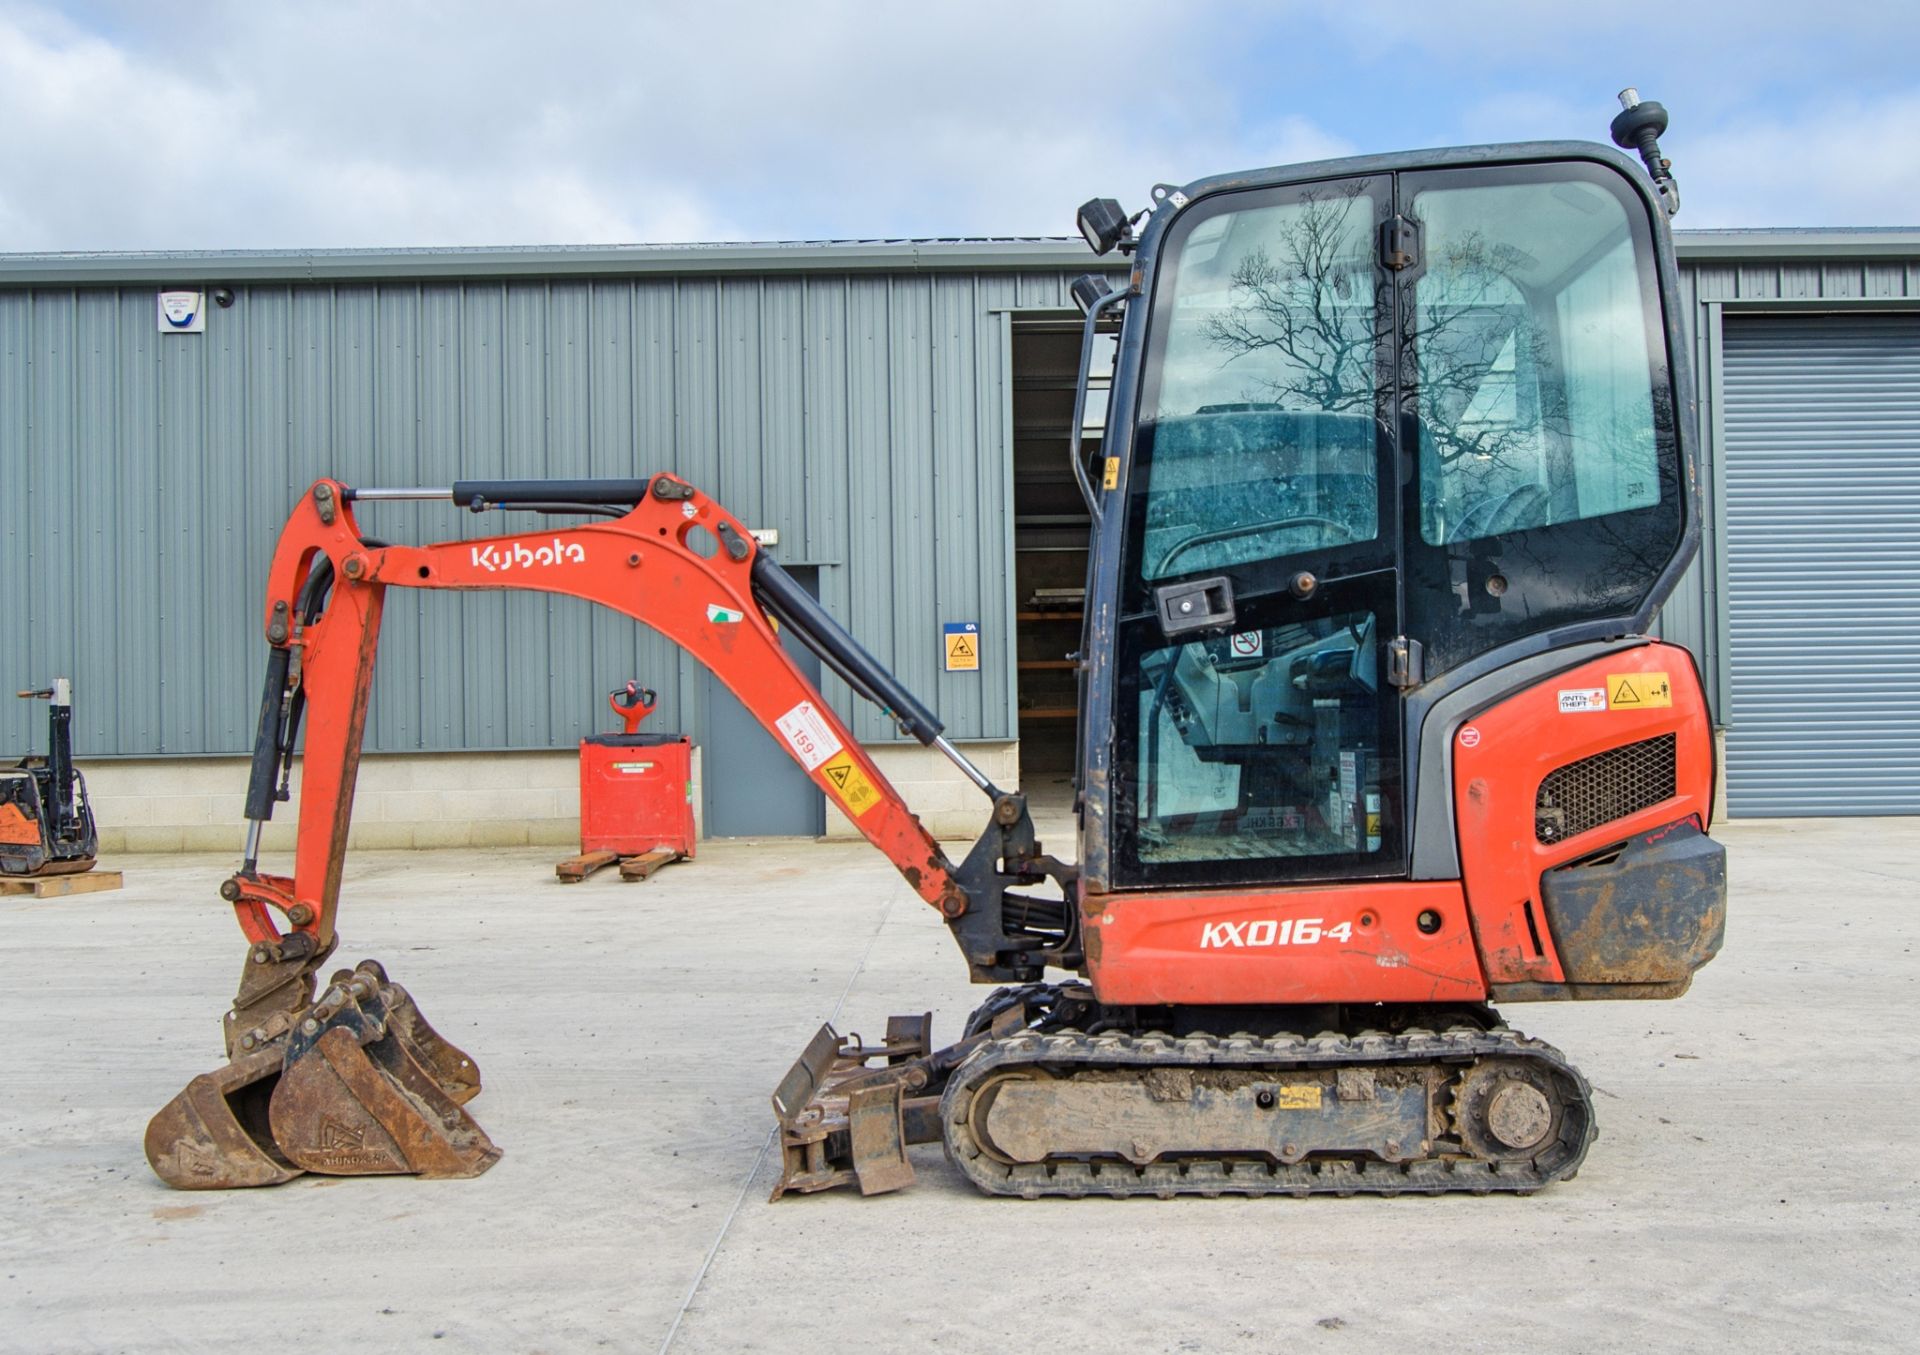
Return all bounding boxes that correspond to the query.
[82,740,1017,854]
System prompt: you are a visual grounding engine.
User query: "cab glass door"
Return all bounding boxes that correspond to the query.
[1113,176,1404,888]
[1398,160,1684,674]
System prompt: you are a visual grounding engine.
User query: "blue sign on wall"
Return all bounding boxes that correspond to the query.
[943,621,979,672]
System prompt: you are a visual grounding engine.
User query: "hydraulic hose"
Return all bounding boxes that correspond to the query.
[749,553,945,746]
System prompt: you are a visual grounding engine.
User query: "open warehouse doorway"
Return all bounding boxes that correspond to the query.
[1010,315,1117,802]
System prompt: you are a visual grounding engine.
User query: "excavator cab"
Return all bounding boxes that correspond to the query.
[1074,142,1693,897]
[148,94,1724,1199]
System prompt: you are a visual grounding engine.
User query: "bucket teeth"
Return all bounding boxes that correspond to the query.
[146,958,499,1190]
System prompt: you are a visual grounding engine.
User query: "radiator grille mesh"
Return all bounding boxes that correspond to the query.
[1535,734,1677,844]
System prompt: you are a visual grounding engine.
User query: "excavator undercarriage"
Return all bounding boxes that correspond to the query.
[777,992,1594,1200]
[147,94,1726,1201]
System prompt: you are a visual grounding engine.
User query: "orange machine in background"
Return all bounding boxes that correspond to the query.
[560,682,694,882]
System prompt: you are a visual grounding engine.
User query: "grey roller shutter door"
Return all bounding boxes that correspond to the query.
[1722,312,1920,815]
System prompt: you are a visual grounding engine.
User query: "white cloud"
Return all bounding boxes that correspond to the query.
[0,1,1914,250]
[1681,93,1920,228]
[0,6,730,248]
[0,1,1355,249]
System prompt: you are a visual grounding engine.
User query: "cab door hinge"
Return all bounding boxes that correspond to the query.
[1387,635,1424,689]
[1380,214,1421,271]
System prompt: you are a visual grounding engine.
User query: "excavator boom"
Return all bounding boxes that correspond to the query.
[147,472,1074,1190]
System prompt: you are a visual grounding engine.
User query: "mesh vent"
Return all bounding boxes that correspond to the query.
[1536,734,1677,844]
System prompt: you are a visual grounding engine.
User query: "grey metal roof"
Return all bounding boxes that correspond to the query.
[0,238,1108,286]
[1673,227,1920,260]
[1,228,1916,288]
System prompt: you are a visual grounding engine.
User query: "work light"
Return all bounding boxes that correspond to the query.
[1076,198,1131,255]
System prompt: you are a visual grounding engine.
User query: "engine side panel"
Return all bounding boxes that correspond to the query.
[1083,881,1486,1006]
[1451,642,1715,987]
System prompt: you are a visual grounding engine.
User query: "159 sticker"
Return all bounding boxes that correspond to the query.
[775,701,843,770]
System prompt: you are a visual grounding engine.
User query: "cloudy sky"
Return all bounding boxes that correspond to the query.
[3,0,1916,253]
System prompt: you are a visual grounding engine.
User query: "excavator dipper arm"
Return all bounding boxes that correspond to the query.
[148,474,1075,1192]
[231,473,967,949]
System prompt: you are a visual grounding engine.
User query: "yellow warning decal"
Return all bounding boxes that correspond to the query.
[819,752,883,817]
[1276,1084,1323,1111]
[944,629,979,672]
[1102,456,1120,491]
[1606,672,1673,709]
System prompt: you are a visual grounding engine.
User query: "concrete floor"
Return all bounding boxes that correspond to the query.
[2,819,1915,1354]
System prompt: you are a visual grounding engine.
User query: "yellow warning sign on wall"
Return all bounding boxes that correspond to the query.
[1606,672,1673,709]
[943,622,980,672]
[819,752,882,817]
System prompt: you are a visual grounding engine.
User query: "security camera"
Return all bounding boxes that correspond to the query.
[211,287,236,308]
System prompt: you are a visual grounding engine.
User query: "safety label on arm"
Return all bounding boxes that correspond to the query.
[819,752,882,817]
[776,701,844,770]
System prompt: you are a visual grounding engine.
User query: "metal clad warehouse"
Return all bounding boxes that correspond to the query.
[1667,232,1920,815]
[3,230,1918,846]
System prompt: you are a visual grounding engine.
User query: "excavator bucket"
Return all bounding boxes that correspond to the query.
[145,1046,303,1189]
[146,960,499,1189]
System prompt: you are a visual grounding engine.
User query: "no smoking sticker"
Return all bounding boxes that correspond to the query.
[1228,630,1264,659]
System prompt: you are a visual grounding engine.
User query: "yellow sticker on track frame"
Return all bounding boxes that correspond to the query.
[819,752,882,817]
[1606,672,1673,709]
[1276,1084,1323,1110]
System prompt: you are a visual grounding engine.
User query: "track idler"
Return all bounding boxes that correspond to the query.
[146,959,499,1190]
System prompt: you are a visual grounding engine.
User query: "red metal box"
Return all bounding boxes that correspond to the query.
[578,733,696,857]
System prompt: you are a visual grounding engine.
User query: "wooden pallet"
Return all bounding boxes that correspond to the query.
[555,849,686,884]
[0,870,124,899]
[617,848,682,882]
[555,850,621,883]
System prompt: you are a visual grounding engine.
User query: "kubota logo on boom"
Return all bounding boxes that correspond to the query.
[470,537,587,572]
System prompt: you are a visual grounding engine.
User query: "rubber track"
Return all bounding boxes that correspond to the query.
[939,1025,1595,1199]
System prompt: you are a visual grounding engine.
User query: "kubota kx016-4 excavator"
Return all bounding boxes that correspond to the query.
[148,94,1726,1198]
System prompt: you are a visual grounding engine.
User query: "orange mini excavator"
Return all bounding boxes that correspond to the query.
[148,94,1725,1198]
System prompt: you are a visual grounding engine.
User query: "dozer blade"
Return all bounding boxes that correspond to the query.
[145,1046,304,1190]
[146,959,499,1190]
[268,962,500,1179]
[769,1016,938,1200]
